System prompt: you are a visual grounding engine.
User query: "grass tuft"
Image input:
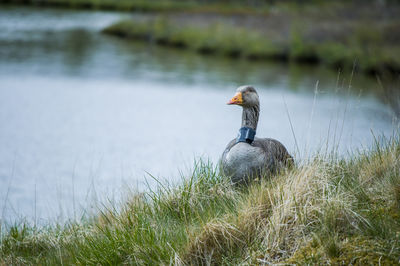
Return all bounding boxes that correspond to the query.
[1,135,400,264]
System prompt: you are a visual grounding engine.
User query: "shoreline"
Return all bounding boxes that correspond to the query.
[2,1,399,77]
[101,10,400,77]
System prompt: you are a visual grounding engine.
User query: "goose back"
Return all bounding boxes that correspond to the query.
[221,137,292,184]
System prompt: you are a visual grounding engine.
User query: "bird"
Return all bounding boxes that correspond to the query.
[221,85,293,184]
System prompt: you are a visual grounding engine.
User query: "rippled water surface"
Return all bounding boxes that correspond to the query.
[0,6,397,223]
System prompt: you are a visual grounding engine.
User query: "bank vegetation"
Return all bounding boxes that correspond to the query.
[1,134,400,264]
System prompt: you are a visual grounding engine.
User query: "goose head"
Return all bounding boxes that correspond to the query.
[227,85,259,108]
[227,85,260,131]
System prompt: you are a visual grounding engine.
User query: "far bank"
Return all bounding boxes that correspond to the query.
[102,3,400,77]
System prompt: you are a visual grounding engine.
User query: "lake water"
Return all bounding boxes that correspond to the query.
[0,6,398,224]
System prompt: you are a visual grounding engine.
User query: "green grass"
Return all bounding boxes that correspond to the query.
[102,19,288,59]
[1,134,400,264]
[3,0,399,76]
[103,17,400,76]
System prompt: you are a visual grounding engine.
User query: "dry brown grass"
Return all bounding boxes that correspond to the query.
[1,136,399,264]
[181,136,400,264]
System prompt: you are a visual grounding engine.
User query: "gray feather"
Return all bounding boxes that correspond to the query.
[221,85,293,184]
[221,137,292,184]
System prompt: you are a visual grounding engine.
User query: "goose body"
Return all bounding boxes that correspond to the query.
[221,85,292,184]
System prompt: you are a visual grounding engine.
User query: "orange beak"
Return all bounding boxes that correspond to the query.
[227,92,243,105]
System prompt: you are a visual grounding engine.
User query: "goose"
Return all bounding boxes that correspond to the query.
[221,85,293,184]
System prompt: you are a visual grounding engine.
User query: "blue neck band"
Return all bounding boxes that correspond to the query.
[237,127,256,144]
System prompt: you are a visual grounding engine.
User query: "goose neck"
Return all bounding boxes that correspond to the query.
[241,105,259,131]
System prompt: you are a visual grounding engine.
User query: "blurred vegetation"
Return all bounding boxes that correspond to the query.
[103,15,400,76]
[0,0,272,13]
[103,19,286,59]
[1,134,400,264]
[2,0,400,13]
[2,0,399,75]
